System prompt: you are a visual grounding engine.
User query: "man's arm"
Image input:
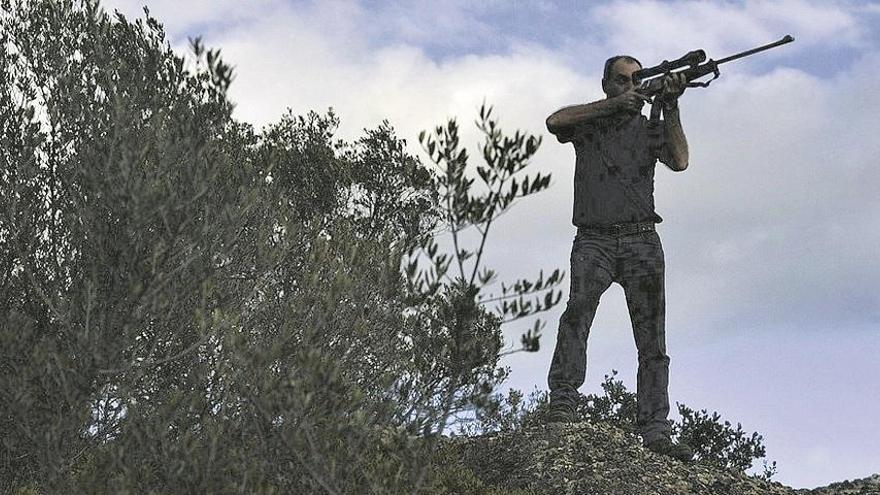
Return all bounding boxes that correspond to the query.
[658,73,689,171]
[546,91,648,142]
[660,102,688,171]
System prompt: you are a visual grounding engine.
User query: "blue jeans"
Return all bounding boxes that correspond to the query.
[547,228,671,443]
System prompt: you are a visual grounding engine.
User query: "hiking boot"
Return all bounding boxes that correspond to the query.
[546,403,576,423]
[645,437,694,462]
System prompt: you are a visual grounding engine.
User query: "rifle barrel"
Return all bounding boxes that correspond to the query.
[715,35,794,65]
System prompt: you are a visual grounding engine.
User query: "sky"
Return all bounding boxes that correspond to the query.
[104,0,880,489]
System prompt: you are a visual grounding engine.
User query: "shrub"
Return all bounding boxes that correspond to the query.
[1,1,560,492]
[472,371,776,480]
[422,441,541,495]
[674,405,778,479]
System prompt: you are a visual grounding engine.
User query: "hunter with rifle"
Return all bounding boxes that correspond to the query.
[543,36,794,462]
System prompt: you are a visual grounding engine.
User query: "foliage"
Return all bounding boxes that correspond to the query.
[577,370,640,433]
[470,372,777,480]
[399,103,567,440]
[674,405,778,480]
[481,371,639,434]
[422,442,541,495]
[455,388,540,436]
[409,105,564,353]
[2,1,255,490]
[0,1,559,493]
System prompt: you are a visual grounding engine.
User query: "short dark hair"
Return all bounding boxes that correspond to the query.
[603,55,642,81]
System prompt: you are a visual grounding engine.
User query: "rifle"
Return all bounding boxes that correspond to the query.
[633,35,795,156]
[633,35,795,98]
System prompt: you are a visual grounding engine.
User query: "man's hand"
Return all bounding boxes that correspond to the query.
[660,72,687,103]
[612,89,652,114]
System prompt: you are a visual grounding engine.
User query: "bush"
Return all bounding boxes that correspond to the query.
[674,405,778,480]
[470,371,777,480]
[422,442,541,495]
[1,1,559,492]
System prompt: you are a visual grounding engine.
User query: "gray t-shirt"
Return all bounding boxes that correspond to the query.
[558,113,670,227]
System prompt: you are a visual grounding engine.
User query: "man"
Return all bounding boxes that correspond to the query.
[544,55,693,462]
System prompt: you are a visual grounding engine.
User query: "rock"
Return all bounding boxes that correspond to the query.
[804,474,880,495]
[439,420,875,495]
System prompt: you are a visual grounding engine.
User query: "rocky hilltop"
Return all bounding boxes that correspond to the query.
[440,421,879,495]
[805,474,880,495]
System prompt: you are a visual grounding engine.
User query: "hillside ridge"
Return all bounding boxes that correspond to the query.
[441,421,879,495]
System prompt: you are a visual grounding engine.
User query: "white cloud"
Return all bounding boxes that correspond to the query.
[591,0,863,64]
[103,0,284,37]
[364,0,499,49]
[749,0,863,45]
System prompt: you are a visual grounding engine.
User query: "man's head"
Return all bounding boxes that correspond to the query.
[602,55,642,98]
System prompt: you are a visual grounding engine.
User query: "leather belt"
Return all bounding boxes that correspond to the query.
[578,222,655,236]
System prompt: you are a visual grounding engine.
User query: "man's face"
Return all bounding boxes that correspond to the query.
[602,59,641,98]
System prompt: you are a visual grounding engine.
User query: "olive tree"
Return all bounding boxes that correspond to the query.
[0,1,561,493]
